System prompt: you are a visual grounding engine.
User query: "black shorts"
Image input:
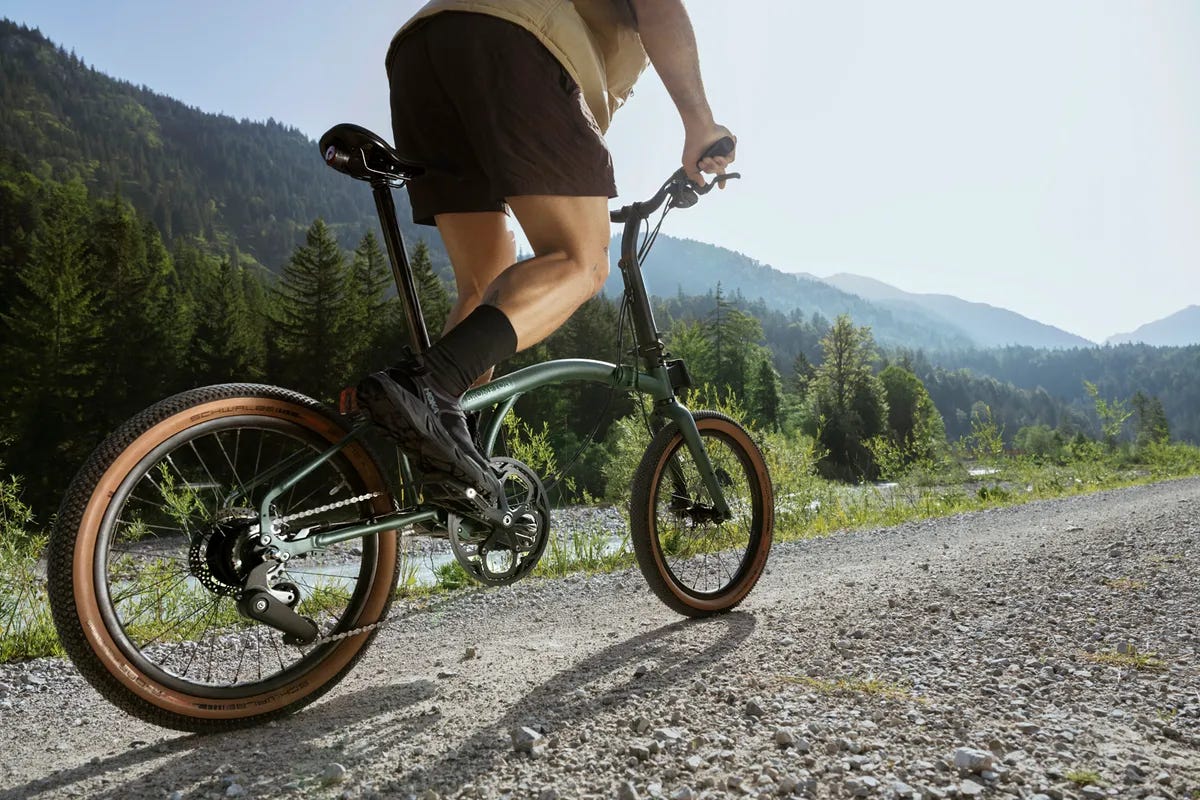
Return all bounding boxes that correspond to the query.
[387,12,618,226]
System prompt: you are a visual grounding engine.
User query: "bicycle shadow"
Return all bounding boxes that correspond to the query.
[395,612,756,794]
[3,612,754,799]
[0,679,438,800]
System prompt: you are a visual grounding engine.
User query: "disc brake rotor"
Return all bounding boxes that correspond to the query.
[188,508,261,596]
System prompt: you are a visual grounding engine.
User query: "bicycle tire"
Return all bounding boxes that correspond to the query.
[629,410,773,616]
[47,384,399,732]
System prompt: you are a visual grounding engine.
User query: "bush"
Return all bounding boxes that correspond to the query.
[0,469,61,661]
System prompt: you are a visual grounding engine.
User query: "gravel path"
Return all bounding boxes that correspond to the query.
[1,479,1196,800]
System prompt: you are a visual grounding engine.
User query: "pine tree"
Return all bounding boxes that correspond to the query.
[272,219,353,400]
[344,232,395,373]
[791,351,815,396]
[806,315,889,480]
[411,239,450,337]
[189,252,266,382]
[703,283,763,400]
[747,353,782,430]
[1131,391,1170,447]
[0,180,102,508]
[90,195,189,423]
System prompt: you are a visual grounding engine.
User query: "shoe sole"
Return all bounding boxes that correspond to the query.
[357,372,498,496]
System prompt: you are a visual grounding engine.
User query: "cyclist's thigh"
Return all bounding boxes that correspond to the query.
[506,196,610,263]
[434,211,515,301]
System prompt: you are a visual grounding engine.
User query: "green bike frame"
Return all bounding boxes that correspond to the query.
[261,181,731,560]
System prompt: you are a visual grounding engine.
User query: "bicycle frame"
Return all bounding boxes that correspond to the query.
[262,181,731,559]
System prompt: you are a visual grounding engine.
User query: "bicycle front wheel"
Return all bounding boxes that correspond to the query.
[630,410,773,617]
[47,384,399,732]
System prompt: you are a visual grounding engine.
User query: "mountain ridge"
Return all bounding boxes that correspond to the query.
[822,272,1096,349]
[1107,305,1200,347]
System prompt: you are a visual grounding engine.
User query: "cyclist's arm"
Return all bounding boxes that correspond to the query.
[630,0,736,184]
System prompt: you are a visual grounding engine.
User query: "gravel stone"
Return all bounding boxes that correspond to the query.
[953,747,995,773]
[959,779,985,797]
[320,763,347,785]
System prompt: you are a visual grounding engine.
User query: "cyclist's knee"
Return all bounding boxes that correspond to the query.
[557,239,609,296]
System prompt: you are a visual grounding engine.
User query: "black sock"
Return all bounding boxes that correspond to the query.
[421,304,517,397]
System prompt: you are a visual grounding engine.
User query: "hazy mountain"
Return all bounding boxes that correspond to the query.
[1107,306,1200,346]
[822,273,1095,349]
[602,237,974,350]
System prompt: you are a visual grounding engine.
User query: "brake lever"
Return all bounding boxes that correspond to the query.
[694,172,741,195]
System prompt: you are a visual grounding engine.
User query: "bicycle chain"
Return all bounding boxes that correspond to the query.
[276,491,384,526]
[268,490,419,646]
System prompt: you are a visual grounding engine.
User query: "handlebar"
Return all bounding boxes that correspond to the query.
[610,137,740,225]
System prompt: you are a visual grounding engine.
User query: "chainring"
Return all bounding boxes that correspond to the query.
[447,457,550,586]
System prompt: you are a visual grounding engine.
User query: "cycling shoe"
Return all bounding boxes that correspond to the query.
[357,368,499,498]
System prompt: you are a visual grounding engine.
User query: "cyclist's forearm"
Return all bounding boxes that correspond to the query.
[631,0,714,129]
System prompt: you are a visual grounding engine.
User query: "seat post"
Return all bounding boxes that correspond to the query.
[371,183,431,353]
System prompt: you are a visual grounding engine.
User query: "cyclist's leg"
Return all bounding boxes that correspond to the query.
[486,195,611,350]
[437,211,515,333]
[435,211,515,387]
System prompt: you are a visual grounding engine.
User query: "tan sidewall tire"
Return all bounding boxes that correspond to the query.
[65,391,396,724]
[632,413,774,615]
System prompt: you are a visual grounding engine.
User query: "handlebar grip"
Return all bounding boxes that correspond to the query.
[700,136,736,164]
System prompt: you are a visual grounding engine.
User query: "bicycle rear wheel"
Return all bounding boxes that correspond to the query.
[47,384,399,732]
[629,410,773,617]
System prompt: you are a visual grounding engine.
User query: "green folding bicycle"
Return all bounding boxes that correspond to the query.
[47,124,774,732]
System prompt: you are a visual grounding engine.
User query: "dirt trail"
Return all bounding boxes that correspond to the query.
[1,479,1197,800]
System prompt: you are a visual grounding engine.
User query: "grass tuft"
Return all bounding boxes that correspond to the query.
[1065,769,1105,787]
[778,673,914,702]
[1081,649,1166,672]
[1103,576,1146,591]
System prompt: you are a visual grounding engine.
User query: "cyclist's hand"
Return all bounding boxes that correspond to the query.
[683,124,737,189]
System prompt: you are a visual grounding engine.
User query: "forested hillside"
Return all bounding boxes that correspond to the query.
[927,345,1200,444]
[0,19,441,272]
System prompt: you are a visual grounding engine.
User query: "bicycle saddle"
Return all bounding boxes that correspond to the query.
[319,123,425,183]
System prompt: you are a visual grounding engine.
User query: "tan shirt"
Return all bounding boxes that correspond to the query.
[391,0,649,133]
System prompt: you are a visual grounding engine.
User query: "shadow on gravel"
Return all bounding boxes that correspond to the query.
[1,679,437,800]
[394,612,757,794]
[3,614,754,799]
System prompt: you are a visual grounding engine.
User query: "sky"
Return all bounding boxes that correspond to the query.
[6,1,1199,343]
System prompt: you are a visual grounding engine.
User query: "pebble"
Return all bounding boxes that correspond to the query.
[321,763,347,785]
[512,727,545,756]
[959,779,985,797]
[953,747,995,773]
[617,781,640,800]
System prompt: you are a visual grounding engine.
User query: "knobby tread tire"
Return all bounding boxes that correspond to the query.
[629,410,774,617]
[47,383,399,732]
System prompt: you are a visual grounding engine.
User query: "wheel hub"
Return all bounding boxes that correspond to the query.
[188,509,262,596]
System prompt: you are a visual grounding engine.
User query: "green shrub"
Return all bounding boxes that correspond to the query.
[0,470,61,661]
